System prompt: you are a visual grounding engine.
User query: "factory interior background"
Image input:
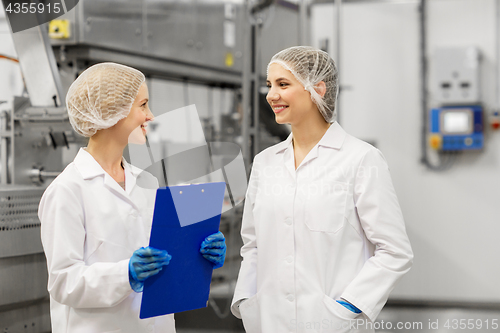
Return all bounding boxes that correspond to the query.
[1,0,500,332]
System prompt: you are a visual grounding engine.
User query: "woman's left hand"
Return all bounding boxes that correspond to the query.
[200,231,226,269]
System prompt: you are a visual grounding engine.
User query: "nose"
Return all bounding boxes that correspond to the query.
[266,88,279,104]
[145,106,154,122]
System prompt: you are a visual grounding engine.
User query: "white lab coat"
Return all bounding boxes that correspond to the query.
[38,148,176,333]
[231,122,413,333]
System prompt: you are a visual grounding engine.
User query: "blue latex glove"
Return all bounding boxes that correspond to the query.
[129,247,171,292]
[200,231,226,269]
[337,300,362,314]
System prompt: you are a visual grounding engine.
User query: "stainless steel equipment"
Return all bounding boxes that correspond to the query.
[0,0,301,331]
[52,0,248,87]
[0,9,79,333]
[0,186,51,332]
[50,0,300,88]
[7,97,81,186]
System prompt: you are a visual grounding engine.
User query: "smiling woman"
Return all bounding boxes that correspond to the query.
[231,46,413,333]
[266,63,324,126]
[126,83,153,145]
[108,82,153,146]
[38,62,226,333]
[267,46,338,123]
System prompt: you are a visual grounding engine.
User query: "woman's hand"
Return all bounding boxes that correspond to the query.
[200,231,226,269]
[129,247,172,292]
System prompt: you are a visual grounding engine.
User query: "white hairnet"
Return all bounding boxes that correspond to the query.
[66,62,146,137]
[267,46,338,123]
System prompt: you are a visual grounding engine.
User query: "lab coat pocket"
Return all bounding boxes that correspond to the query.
[305,181,348,233]
[239,294,261,333]
[321,295,361,333]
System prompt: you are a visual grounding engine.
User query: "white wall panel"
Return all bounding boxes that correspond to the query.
[312,0,500,303]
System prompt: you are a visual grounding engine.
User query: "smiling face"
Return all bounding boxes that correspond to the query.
[266,63,319,126]
[119,82,154,145]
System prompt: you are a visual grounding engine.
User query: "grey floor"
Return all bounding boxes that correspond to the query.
[376,305,500,333]
[176,304,500,333]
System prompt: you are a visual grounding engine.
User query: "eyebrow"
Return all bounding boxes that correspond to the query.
[266,77,290,84]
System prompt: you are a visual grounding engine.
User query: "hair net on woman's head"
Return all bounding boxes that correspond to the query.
[66,62,145,137]
[267,46,338,123]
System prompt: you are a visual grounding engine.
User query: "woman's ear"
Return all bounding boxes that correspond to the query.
[315,81,327,98]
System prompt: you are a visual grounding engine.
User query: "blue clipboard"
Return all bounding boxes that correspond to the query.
[140,182,226,319]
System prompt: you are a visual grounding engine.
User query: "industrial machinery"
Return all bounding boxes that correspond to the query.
[429,105,484,151]
[425,46,485,169]
[429,47,484,152]
[0,17,76,333]
[0,0,300,331]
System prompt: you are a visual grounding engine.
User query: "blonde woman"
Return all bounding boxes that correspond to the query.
[231,47,413,333]
[39,63,225,333]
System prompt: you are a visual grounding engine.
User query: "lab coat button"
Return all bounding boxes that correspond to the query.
[285,218,292,225]
[286,256,293,263]
[287,294,294,302]
[147,323,154,331]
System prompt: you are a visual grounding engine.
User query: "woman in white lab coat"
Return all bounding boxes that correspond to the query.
[231,46,413,333]
[38,63,226,333]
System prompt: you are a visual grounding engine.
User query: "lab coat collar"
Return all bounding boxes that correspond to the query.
[74,148,107,180]
[123,160,144,194]
[274,133,294,154]
[74,148,140,196]
[277,122,347,175]
[317,121,346,150]
[274,121,346,155]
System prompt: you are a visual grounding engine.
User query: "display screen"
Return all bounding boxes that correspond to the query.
[442,110,472,134]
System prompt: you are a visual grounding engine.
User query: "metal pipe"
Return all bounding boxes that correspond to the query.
[335,0,342,124]
[0,110,8,185]
[419,0,427,165]
[242,0,274,166]
[29,168,61,185]
[419,0,437,169]
[253,21,263,157]
[39,171,61,178]
[9,102,14,182]
[241,0,252,166]
[496,0,500,108]
[299,0,310,45]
